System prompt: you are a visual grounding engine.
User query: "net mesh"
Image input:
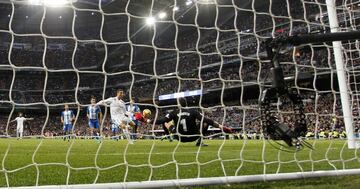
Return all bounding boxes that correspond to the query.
[0,0,359,187]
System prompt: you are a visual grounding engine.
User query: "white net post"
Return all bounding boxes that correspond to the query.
[326,0,358,149]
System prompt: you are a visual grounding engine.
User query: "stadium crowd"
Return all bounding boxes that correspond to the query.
[0,44,337,103]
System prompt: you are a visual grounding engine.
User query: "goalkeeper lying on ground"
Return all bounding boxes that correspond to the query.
[152,98,232,146]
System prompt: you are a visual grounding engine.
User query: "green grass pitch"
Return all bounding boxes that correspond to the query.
[0,139,359,188]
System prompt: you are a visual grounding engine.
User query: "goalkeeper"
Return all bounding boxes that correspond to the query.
[152,98,232,146]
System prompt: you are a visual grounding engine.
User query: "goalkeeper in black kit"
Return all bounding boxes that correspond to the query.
[152,98,233,146]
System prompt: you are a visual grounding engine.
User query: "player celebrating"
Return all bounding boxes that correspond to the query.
[126,97,141,140]
[11,112,33,140]
[87,96,103,141]
[152,98,232,146]
[61,104,75,141]
[97,89,136,144]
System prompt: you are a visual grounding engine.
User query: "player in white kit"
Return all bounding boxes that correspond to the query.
[11,112,33,139]
[97,89,135,143]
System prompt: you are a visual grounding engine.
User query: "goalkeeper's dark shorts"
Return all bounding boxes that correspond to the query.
[174,124,209,143]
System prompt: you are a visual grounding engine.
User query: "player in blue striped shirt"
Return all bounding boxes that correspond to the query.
[87,97,102,141]
[126,97,140,140]
[61,104,75,141]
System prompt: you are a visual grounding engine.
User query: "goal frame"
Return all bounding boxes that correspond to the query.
[13,169,360,189]
[265,0,360,149]
[268,28,360,149]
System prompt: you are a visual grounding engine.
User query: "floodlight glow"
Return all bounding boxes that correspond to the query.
[173,6,179,11]
[186,0,193,6]
[145,17,156,26]
[43,0,69,6]
[197,0,215,4]
[158,12,167,19]
[29,0,73,7]
[29,0,41,5]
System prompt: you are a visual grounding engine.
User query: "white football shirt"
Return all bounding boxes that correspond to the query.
[98,97,127,119]
[15,117,26,131]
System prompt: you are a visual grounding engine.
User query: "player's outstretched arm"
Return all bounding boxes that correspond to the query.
[60,115,64,125]
[195,111,218,127]
[152,112,175,125]
[97,97,114,106]
[195,111,232,133]
[10,117,17,123]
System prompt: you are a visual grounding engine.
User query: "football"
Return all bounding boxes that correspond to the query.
[142,109,151,118]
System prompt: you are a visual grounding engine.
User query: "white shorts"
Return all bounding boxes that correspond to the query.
[16,126,23,133]
[112,116,132,127]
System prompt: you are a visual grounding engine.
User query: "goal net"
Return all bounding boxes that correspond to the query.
[0,0,359,188]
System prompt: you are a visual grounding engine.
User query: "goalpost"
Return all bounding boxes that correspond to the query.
[0,0,360,188]
[325,0,357,149]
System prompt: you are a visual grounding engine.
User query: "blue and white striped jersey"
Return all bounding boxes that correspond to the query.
[126,104,140,120]
[87,105,101,120]
[61,110,74,125]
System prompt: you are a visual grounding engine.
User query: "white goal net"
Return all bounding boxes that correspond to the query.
[0,0,359,188]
